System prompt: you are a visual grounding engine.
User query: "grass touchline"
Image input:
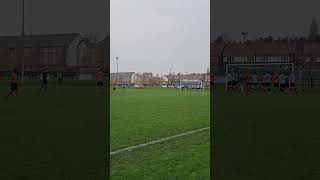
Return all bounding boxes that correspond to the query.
[110,126,210,156]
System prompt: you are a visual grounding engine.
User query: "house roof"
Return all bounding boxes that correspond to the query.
[211,40,297,57]
[165,73,207,81]
[93,36,109,48]
[304,42,320,56]
[0,33,80,48]
[141,73,153,76]
[254,40,296,56]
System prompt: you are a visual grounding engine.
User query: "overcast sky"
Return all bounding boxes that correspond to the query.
[212,0,320,40]
[110,0,210,74]
[0,0,108,35]
[1,0,319,73]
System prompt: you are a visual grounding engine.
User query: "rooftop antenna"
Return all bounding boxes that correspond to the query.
[241,32,248,42]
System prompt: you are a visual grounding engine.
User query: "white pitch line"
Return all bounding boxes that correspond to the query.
[110,127,210,156]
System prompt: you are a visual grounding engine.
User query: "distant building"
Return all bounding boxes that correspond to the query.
[135,73,153,86]
[110,72,136,86]
[211,38,320,74]
[0,33,108,71]
[164,73,210,87]
[78,36,108,68]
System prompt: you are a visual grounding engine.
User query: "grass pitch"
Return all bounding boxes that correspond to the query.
[111,88,210,180]
[2,80,317,179]
[212,85,320,180]
[0,81,108,179]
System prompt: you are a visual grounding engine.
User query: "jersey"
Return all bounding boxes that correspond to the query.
[262,74,267,83]
[280,74,286,84]
[248,74,253,83]
[252,74,258,83]
[239,73,244,83]
[273,73,280,83]
[42,72,48,82]
[285,75,289,83]
[244,74,249,83]
[97,71,104,82]
[233,73,239,82]
[263,73,271,83]
[57,73,62,79]
[227,73,233,82]
[11,73,17,83]
[289,73,295,83]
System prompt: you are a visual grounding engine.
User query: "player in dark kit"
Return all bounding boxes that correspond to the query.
[40,67,48,93]
[97,69,105,94]
[6,68,19,97]
[112,83,116,92]
[57,72,63,85]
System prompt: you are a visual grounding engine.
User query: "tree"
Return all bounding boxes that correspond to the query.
[214,36,224,44]
[308,17,319,41]
[81,32,105,43]
[214,33,229,44]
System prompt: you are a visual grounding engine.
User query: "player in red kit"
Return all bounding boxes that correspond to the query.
[6,68,19,97]
[211,72,216,88]
[96,69,105,94]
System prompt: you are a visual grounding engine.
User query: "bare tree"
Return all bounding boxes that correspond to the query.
[81,32,104,43]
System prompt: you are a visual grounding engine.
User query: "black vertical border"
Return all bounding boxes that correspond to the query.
[106,0,110,179]
[210,0,215,179]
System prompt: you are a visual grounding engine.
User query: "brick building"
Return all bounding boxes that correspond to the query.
[211,39,320,74]
[0,33,108,72]
[165,73,210,86]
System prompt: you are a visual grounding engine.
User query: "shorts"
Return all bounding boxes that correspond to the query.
[280,84,286,89]
[285,83,289,88]
[42,80,48,85]
[273,83,279,88]
[11,83,18,91]
[232,81,237,86]
[290,83,295,87]
[227,82,232,86]
[265,82,271,87]
[97,81,104,87]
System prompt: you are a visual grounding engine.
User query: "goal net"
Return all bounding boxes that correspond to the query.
[296,69,320,91]
[225,63,295,91]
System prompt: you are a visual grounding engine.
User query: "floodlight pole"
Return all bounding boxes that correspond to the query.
[21,0,25,84]
[116,56,119,86]
[241,32,248,42]
[169,66,173,86]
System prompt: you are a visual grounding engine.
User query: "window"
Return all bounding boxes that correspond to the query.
[8,48,16,57]
[24,48,33,57]
[40,47,62,65]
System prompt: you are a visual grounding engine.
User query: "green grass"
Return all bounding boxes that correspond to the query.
[0,82,108,179]
[111,130,210,180]
[212,85,320,180]
[3,80,317,179]
[111,88,210,179]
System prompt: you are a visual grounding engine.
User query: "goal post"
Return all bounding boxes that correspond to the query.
[225,63,295,91]
[296,69,320,90]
